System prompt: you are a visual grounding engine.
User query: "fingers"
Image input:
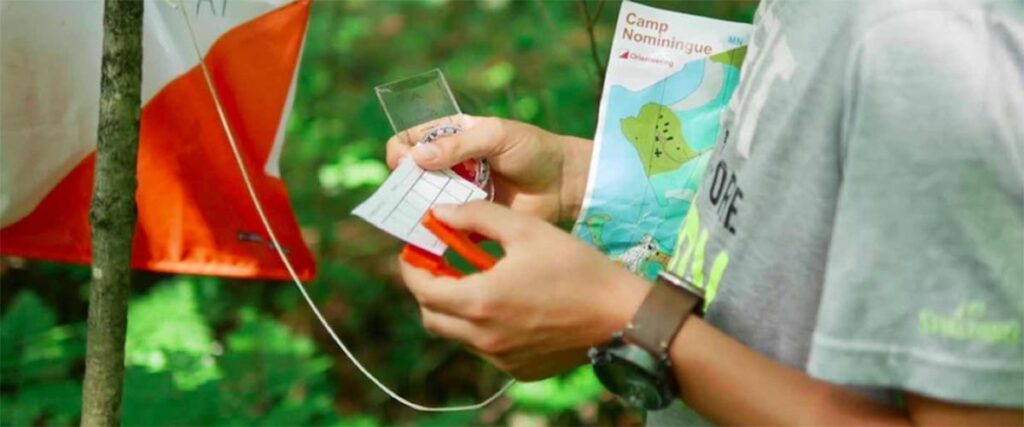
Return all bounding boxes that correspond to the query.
[385,135,412,169]
[419,306,479,343]
[399,114,470,146]
[431,201,532,245]
[383,115,507,171]
[410,116,506,170]
[386,116,457,169]
[399,258,480,315]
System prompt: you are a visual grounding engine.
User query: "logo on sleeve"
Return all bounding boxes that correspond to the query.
[919,301,1021,346]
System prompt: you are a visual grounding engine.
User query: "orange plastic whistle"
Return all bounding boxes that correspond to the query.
[400,210,497,277]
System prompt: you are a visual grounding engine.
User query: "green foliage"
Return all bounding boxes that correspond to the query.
[1,292,84,384]
[509,367,604,413]
[318,140,390,193]
[124,279,220,389]
[1,1,758,425]
[120,281,343,426]
[1,282,343,426]
[0,292,84,426]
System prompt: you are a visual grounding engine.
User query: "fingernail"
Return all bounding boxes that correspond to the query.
[413,143,439,162]
[431,204,456,220]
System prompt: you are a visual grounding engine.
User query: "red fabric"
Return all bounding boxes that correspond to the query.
[0,0,315,280]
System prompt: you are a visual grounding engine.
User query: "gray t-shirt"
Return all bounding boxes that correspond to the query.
[652,0,1024,425]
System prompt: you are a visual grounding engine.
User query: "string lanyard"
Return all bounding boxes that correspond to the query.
[174,0,514,412]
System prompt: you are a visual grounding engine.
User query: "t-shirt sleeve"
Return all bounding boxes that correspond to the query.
[807,9,1024,408]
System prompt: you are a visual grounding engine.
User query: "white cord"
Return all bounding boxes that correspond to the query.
[175,1,513,412]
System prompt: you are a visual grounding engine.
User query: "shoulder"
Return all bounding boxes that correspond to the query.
[842,0,1020,36]
[838,0,1024,153]
[844,0,1022,77]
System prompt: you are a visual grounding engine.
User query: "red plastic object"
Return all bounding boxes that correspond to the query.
[400,211,497,277]
[401,245,462,278]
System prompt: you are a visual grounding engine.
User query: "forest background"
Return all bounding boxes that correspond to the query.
[0,1,757,425]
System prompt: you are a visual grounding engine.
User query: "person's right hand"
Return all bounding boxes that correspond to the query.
[385,115,592,223]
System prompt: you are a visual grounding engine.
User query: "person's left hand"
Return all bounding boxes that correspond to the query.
[399,201,649,381]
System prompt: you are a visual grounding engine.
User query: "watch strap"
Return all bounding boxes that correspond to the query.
[623,272,703,356]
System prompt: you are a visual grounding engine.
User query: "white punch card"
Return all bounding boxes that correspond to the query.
[352,158,487,254]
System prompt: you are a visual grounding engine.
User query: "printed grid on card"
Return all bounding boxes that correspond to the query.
[352,158,487,255]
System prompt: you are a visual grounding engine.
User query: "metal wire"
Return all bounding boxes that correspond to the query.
[175,0,513,412]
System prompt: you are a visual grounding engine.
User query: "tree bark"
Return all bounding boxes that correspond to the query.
[80,1,144,426]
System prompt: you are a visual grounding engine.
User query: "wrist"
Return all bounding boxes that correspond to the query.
[589,269,695,411]
[592,266,649,346]
[558,135,593,223]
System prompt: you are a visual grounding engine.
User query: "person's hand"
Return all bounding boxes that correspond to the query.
[399,201,649,381]
[386,115,591,223]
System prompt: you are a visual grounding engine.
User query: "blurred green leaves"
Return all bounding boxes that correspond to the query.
[509,367,604,414]
[332,16,371,53]
[481,62,516,91]
[125,279,219,390]
[0,292,84,426]
[120,280,341,426]
[1,292,84,384]
[1,281,342,427]
[318,143,389,193]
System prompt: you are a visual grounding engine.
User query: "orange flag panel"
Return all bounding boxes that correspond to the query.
[1,0,315,280]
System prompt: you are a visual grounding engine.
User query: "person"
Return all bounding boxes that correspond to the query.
[386,0,1024,424]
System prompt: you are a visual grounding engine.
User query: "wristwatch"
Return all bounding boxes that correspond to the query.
[588,271,704,410]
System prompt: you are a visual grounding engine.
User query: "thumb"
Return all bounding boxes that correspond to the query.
[411,117,506,170]
[431,201,528,245]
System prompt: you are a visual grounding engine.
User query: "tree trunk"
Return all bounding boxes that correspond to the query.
[80,0,144,426]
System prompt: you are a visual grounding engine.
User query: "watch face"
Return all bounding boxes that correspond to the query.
[592,346,672,410]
